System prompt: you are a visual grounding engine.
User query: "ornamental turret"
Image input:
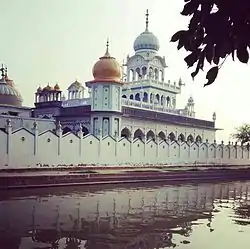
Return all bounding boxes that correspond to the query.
[86,40,125,138]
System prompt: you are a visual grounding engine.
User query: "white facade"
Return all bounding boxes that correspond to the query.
[0,10,230,168]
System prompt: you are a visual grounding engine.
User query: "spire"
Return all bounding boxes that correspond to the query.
[0,64,5,78]
[104,38,110,57]
[145,9,149,31]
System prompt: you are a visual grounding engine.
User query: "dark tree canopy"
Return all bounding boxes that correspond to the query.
[171,0,250,86]
[232,124,250,145]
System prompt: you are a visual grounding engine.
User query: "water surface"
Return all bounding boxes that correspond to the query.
[0,181,250,249]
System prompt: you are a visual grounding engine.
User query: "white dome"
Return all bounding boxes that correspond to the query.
[133,31,160,52]
[0,77,23,106]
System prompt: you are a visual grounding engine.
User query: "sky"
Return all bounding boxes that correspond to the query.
[0,0,249,142]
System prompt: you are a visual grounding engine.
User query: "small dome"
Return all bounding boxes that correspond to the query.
[92,41,122,83]
[36,86,42,93]
[43,84,53,91]
[133,30,160,52]
[54,83,60,91]
[68,80,82,89]
[0,77,23,107]
[188,96,194,103]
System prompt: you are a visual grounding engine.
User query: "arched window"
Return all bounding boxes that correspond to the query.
[154,68,159,80]
[142,67,147,78]
[135,93,140,101]
[129,69,134,81]
[155,94,160,104]
[196,135,202,143]
[143,92,148,102]
[121,127,131,139]
[178,133,185,142]
[122,95,127,98]
[146,130,155,140]
[134,129,144,140]
[135,68,141,81]
[62,127,71,135]
[82,126,89,136]
[187,134,194,143]
[158,131,166,141]
[168,132,176,142]
[166,96,170,107]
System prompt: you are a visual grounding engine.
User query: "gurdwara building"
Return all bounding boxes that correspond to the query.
[0,10,218,145]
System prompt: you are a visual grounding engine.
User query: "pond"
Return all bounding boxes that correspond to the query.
[0,180,249,249]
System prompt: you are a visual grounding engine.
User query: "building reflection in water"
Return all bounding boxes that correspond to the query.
[0,181,249,249]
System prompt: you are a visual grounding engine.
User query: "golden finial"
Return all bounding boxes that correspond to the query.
[145,9,149,31]
[104,38,110,57]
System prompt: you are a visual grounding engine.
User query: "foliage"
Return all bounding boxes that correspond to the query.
[232,124,250,145]
[171,0,250,86]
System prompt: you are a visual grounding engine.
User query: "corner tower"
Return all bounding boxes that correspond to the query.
[86,40,125,138]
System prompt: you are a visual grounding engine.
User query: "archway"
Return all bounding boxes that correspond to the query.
[143,92,148,102]
[166,96,170,107]
[146,130,155,140]
[129,69,134,81]
[134,129,144,140]
[178,133,185,142]
[62,127,71,135]
[150,93,153,104]
[82,126,89,136]
[135,93,140,101]
[196,135,202,143]
[158,131,166,141]
[168,132,176,142]
[160,95,164,105]
[121,127,131,139]
[155,94,160,104]
[187,134,194,143]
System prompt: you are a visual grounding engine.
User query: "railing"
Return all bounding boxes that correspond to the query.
[121,98,188,116]
[124,79,181,92]
[62,98,90,107]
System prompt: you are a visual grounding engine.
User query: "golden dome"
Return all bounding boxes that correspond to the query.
[54,83,60,91]
[92,41,122,83]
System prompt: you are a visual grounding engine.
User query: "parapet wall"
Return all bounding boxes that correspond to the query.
[0,125,249,169]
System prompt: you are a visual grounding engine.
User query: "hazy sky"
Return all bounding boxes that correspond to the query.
[0,0,249,142]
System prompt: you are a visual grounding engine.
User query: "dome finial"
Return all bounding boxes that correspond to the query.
[145,9,149,31]
[0,64,5,78]
[104,38,110,57]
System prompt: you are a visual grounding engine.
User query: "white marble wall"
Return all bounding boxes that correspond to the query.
[0,125,249,168]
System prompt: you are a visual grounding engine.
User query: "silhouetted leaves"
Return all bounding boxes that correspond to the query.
[204,66,218,87]
[237,46,249,63]
[171,0,250,86]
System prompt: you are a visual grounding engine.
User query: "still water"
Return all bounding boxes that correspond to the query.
[0,181,250,249]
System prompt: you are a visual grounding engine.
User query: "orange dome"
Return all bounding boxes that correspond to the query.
[92,41,122,83]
